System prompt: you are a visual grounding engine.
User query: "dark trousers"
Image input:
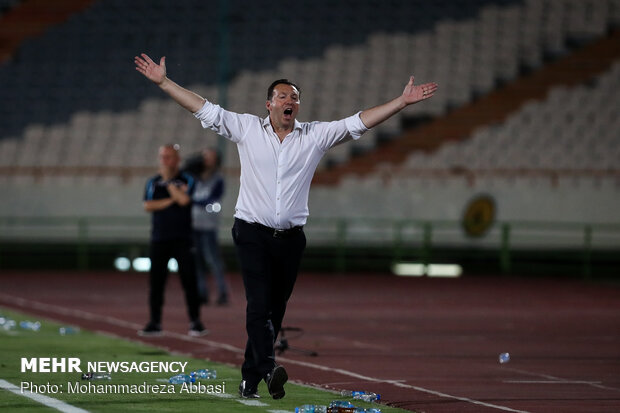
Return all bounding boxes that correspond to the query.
[149,239,200,325]
[232,218,306,386]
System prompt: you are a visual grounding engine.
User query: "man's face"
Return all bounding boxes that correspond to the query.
[158,146,179,172]
[266,83,300,129]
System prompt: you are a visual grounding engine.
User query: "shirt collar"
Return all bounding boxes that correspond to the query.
[262,115,302,132]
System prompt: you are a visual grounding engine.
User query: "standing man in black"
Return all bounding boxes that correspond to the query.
[135,53,436,399]
[140,143,207,337]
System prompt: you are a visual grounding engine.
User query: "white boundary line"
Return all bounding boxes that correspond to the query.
[503,380,603,384]
[0,294,530,413]
[0,294,244,354]
[501,366,620,392]
[0,379,89,413]
[275,357,531,413]
[237,399,268,407]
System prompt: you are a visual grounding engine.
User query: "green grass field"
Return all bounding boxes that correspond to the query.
[0,307,410,413]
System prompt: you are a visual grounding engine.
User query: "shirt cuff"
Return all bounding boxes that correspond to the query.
[344,111,369,140]
[193,100,216,127]
[194,99,211,119]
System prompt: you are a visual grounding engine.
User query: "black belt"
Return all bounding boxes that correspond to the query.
[239,219,303,238]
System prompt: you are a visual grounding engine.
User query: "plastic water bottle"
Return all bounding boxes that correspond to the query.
[329,400,356,411]
[59,326,80,335]
[499,352,510,364]
[19,321,41,331]
[341,390,381,402]
[81,372,111,380]
[169,374,194,384]
[1,316,16,330]
[295,405,327,413]
[2,319,16,331]
[191,368,217,379]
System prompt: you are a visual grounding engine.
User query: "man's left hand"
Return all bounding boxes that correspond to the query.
[402,76,438,105]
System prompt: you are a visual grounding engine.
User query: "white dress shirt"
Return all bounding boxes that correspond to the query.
[194,100,369,229]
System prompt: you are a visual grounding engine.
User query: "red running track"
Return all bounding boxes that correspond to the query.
[1,270,619,413]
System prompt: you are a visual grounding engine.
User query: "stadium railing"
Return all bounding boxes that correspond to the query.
[1,216,618,278]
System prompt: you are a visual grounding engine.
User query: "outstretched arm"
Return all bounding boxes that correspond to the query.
[360,76,437,129]
[134,53,206,113]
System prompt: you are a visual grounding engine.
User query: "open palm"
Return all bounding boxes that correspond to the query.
[135,53,166,85]
[402,76,438,105]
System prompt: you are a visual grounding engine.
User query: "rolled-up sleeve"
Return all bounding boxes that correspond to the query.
[344,111,370,140]
[193,100,249,143]
[311,111,370,152]
[194,100,216,124]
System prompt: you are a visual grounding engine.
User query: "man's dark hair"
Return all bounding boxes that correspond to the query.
[267,79,301,101]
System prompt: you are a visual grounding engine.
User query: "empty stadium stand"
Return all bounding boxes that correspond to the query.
[0,0,618,234]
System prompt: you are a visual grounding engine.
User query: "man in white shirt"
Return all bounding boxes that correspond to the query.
[135,53,437,399]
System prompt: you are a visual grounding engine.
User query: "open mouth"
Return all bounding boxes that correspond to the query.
[284,108,293,116]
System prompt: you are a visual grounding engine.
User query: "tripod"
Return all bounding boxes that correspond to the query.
[274,327,318,357]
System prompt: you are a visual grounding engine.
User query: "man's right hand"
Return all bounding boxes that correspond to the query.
[135,53,166,85]
[167,183,191,206]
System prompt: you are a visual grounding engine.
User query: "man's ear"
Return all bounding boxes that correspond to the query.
[265,100,272,112]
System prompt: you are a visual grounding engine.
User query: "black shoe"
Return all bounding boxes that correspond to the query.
[265,365,288,399]
[137,322,162,337]
[188,321,209,337]
[238,380,260,399]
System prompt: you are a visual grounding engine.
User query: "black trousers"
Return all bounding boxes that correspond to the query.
[232,218,306,387]
[149,239,200,325]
